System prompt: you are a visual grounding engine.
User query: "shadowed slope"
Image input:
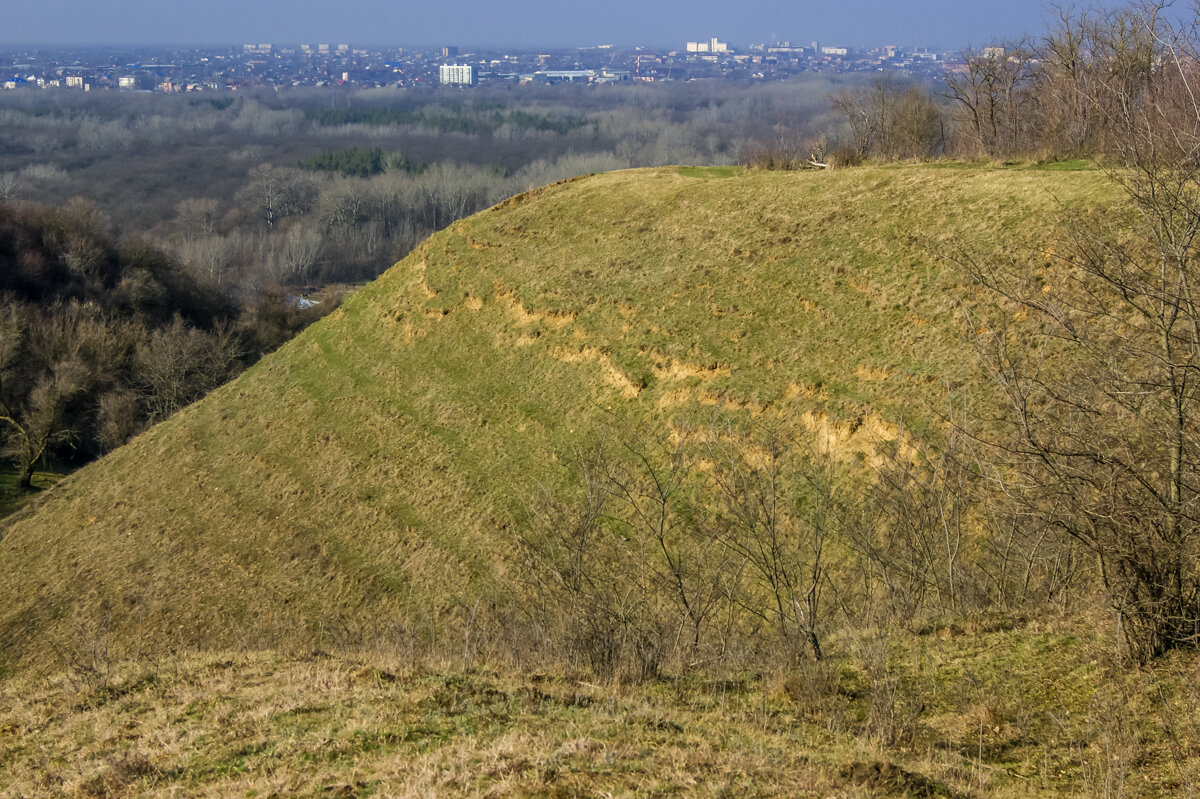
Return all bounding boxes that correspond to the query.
[0,165,1116,669]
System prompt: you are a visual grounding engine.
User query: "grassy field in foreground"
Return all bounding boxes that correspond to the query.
[3,614,1199,798]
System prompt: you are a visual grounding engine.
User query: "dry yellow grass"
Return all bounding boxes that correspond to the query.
[0,651,862,797]
[0,165,1120,671]
[2,157,1199,795]
[4,612,1200,797]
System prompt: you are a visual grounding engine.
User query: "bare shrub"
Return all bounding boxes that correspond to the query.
[1079,684,1137,798]
[858,638,924,748]
[831,76,946,160]
[134,316,239,422]
[97,388,142,452]
[706,425,839,662]
[522,420,859,677]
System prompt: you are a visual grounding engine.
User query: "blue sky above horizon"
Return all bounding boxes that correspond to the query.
[2,1,1125,50]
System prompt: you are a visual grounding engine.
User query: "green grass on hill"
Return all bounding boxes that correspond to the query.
[676,165,739,178]
[1034,158,1094,171]
[4,163,1194,797]
[0,165,1120,671]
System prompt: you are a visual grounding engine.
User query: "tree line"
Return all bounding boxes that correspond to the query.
[737,4,1192,168]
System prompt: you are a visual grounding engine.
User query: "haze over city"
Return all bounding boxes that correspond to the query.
[4,0,1121,48]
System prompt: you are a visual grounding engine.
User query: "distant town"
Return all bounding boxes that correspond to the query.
[0,38,961,92]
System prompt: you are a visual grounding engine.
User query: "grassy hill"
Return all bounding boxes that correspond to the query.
[10,165,1200,797]
[0,164,1117,671]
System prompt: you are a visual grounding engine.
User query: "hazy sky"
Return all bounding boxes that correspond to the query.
[3,0,1116,49]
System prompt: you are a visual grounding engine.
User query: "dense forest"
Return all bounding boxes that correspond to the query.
[0,79,848,291]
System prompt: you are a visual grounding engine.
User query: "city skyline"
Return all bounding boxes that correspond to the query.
[1,0,1125,50]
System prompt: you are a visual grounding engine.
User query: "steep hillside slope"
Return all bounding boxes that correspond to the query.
[0,165,1116,669]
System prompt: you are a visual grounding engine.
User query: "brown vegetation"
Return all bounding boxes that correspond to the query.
[949,1,1200,662]
[0,202,333,484]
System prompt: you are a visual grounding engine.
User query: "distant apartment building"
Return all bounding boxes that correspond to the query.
[118,73,155,90]
[520,69,628,84]
[687,37,729,54]
[440,64,475,86]
[762,42,806,54]
[820,46,849,56]
[65,75,85,88]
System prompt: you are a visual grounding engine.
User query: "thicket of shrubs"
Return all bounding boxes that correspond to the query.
[0,201,331,487]
[514,422,1062,682]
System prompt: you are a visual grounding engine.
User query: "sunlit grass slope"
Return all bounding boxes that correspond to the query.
[0,165,1116,669]
[6,623,1189,798]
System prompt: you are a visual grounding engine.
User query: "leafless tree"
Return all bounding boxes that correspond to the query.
[134,316,240,422]
[831,76,946,161]
[958,2,1200,660]
[945,39,1039,158]
[1036,4,1102,155]
[277,224,324,282]
[177,233,237,288]
[0,172,21,203]
[96,388,141,452]
[174,197,220,240]
[706,425,840,662]
[0,304,104,488]
[238,164,316,229]
[44,198,112,284]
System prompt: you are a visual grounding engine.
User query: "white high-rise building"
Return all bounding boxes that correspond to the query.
[440,64,476,86]
[687,37,728,54]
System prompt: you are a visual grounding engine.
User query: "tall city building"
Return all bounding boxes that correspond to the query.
[439,64,476,86]
[687,37,729,54]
